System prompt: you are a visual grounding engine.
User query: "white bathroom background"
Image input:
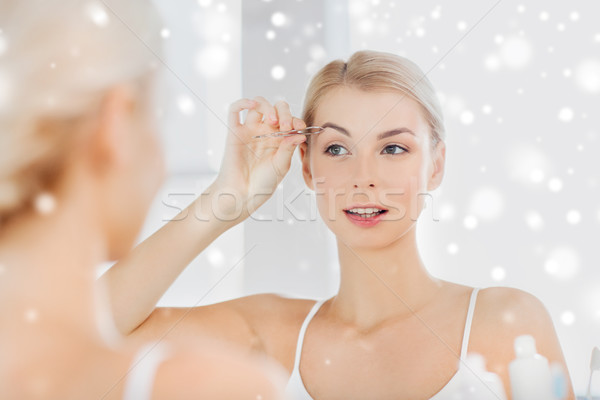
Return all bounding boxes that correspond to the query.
[123,0,600,395]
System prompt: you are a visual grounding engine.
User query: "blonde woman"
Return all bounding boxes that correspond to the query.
[104,51,575,399]
[0,1,302,398]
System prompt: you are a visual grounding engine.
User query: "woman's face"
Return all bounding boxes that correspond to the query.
[300,86,445,250]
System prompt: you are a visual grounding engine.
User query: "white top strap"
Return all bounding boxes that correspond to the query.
[460,288,480,360]
[292,299,327,370]
[122,342,171,400]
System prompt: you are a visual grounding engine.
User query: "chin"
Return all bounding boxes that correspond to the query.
[328,221,413,251]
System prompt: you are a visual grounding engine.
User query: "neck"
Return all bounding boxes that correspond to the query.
[0,191,106,339]
[330,226,441,330]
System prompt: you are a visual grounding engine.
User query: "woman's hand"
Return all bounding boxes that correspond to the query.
[209,97,307,222]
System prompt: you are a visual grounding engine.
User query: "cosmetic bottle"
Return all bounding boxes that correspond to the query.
[550,362,567,400]
[586,347,600,400]
[509,335,554,400]
[459,353,508,400]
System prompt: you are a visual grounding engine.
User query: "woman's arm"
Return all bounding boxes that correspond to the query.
[100,97,307,335]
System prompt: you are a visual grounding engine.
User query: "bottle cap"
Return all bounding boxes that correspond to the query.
[464,353,486,372]
[591,346,600,371]
[514,335,536,358]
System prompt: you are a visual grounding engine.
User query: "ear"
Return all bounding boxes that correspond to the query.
[86,85,137,174]
[298,141,314,190]
[427,140,446,191]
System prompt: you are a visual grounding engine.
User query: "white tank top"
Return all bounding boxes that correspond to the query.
[122,342,171,400]
[284,288,480,399]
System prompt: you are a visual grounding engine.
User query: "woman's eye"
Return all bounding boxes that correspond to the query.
[382,145,406,155]
[325,144,349,156]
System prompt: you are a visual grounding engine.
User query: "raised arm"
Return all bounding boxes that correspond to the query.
[100,97,307,335]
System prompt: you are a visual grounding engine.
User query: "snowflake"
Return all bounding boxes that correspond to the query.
[271,12,287,27]
[525,211,544,231]
[548,178,563,192]
[560,310,576,326]
[196,45,229,78]
[491,266,506,281]
[271,65,286,80]
[177,95,195,116]
[85,1,110,27]
[558,107,574,122]
[575,59,600,93]
[207,248,224,267]
[544,246,579,280]
[566,210,581,225]
[500,36,532,69]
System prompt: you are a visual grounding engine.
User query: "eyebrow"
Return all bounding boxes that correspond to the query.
[321,122,415,140]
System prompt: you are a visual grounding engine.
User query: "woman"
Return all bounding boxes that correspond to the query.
[103,51,575,399]
[0,1,299,398]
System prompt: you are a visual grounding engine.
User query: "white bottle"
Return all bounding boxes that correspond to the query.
[509,335,554,400]
[459,353,508,400]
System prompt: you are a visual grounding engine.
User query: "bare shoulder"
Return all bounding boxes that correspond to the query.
[133,293,317,365]
[470,287,574,398]
[82,341,285,400]
[473,286,560,357]
[151,341,286,400]
[474,286,554,331]
[225,294,318,371]
[226,293,318,324]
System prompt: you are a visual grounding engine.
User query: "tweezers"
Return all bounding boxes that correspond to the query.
[253,126,324,139]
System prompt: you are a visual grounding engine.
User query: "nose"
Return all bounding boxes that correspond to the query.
[352,155,376,189]
[353,181,375,189]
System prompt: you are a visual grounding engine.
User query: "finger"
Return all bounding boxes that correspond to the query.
[274,100,293,131]
[246,96,278,127]
[272,134,307,179]
[291,117,307,131]
[228,98,257,128]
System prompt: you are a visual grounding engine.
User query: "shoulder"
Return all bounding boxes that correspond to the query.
[226,293,318,322]
[133,294,314,354]
[225,293,319,346]
[225,294,319,369]
[469,287,569,385]
[474,286,553,332]
[136,293,318,367]
[150,341,287,400]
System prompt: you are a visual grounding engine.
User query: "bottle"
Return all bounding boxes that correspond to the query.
[586,347,600,400]
[509,335,554,400]
[459,353,508,400]
[550,362,568,400]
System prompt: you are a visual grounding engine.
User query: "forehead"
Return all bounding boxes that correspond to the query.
[312,86,429,137]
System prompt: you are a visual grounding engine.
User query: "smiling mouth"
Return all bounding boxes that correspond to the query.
[344,207,388,218]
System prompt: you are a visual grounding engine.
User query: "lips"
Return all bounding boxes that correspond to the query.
[345,207,387,218]
[343,204,388,227]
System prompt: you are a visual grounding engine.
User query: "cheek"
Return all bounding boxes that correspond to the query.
[309,156,346,221]
[309,152,431,215]
[310,157,352,201]
[312,162,347,188]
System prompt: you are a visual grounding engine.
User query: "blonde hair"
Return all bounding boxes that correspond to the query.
[302,50,445,146]
[0,0,162,224]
